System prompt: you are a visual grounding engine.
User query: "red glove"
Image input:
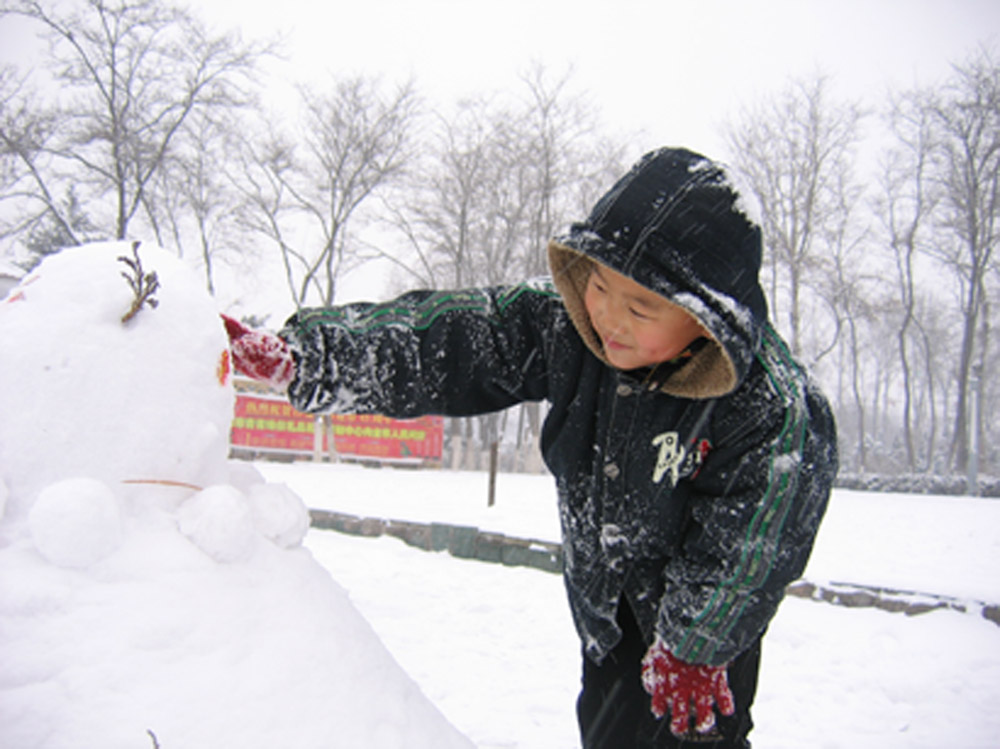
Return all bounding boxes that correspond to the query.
[641,636,735,736]
[221,314,296,391]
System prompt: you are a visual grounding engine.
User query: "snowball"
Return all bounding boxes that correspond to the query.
[247,482,311,548]
[178,485,257,563]
[29,478,123,568]
[227,460,267,492]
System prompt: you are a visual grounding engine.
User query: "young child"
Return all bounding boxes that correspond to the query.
[224,147,838,748]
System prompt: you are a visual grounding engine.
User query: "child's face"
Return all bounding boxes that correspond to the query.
[583,264,707,371]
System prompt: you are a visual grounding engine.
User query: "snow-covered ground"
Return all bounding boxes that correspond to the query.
[3,241,998,748]
[259,460,1000,749]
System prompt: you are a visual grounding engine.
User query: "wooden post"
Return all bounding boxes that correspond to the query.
[487,441,499,507]
[313,416,324,462]
[326,415,340,463]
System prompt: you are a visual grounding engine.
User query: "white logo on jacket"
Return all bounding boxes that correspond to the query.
[652,432,711,486]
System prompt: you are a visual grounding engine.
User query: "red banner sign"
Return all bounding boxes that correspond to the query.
[231,393,443,462]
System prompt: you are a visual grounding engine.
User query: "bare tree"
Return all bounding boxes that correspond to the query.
[724,73,865,358]
[814,173,876,471]
[236,76,417,308]
[147,111,251,294]
[388,65,626,294]
[512,63,600,276]
[877,87,941,471]
[0,0,270,249]
[384,97,502,289]
[0,64,81,252]
[232,126,308,300]
[386,64,626,471]
[927,48,1000,475]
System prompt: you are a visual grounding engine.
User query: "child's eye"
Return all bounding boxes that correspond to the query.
[630,308,650,320]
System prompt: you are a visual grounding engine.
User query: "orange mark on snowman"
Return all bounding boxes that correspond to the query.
[217,349,231,386]
[3,274,41,304]
[123,478,204,491]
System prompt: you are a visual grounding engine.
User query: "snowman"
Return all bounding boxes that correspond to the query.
[0,241,472,749]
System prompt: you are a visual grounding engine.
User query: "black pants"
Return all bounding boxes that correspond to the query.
[577,601,761,749]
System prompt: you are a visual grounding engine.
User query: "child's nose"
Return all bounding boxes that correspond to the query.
[602,295,627,330]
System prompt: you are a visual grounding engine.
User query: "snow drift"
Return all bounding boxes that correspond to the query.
[0,241,472,749]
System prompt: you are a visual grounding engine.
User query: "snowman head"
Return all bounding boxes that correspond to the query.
[0,241,234,517]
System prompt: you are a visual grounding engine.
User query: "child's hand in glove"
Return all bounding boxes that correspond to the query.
[221,314,296,391]
[641,635,735,737]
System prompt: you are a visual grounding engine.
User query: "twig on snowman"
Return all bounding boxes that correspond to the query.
[119,240,160,324]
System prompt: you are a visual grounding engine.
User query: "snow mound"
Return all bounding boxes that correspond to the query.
[0,241,473,749]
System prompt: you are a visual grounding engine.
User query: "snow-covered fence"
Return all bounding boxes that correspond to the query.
[786,581,1000,627]
[309,509,1000,629]
[309,509,562,573]
[835,473,1000,498]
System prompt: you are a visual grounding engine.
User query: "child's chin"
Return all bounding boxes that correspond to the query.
[606,351,642,370]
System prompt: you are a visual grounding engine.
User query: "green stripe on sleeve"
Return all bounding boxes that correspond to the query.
[675,325,809,663]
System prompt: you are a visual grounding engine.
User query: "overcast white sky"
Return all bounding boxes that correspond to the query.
[2,0,996,168]
[2,0,997,307]
[200,0,1000,160]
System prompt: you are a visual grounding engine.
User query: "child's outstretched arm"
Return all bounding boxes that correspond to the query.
[277,283,561,418]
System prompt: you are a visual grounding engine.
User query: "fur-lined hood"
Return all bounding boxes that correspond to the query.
[548,147,767,399]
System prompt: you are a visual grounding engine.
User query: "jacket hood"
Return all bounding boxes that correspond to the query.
[548,147,767,399]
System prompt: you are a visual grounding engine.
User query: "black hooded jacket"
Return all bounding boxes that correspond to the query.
[280,148,838,666]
